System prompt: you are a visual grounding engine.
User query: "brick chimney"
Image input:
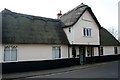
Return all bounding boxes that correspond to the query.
[57,10,62,19]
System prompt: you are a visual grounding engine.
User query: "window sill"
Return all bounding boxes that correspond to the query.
[3,60,18,63]
[83,36,92,38]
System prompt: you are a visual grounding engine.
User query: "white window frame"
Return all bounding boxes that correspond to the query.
[83,28,91,37]
[87,47,94,57]
[52,46,61,59]
[4,45,18,62]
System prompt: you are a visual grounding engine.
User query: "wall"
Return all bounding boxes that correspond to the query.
[0,44,2,63]
[0,12,2,63]
[69,46,99,58]
[118,2,120,42]
[3,54,120,74]
[102,46,120,55]
[2,44,68,63]
[64,10,100,45]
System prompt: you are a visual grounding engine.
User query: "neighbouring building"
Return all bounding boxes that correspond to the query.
[100,27,120,56]
[0,3,120,73]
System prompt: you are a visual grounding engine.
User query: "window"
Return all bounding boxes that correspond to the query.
[87,47,94,57]
[4,46,10,61]
[83,28,91,37]
[52,47,61,59]
[72,47,76,58]
[114,47,118,54]
[69,27,71,33]
[100,47,103,55]
[4,46,17,62]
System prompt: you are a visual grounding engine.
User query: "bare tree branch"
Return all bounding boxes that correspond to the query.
[107,27,118,39]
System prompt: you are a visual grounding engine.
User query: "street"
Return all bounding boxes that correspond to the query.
[2,61,119,80]
[28,61,119,78]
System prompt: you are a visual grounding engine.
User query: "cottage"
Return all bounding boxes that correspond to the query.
[1,9,69,63]
[0,3,120,73]
[60,3,101,64]
[100,27,120,56]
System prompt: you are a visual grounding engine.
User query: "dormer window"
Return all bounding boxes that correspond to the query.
[83,28,91,37]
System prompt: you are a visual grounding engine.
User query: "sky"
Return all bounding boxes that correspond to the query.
[0,0,119,30]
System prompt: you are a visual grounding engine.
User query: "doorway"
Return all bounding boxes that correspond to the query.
[79,47,85,65]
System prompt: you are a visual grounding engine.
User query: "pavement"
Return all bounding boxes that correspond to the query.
[2,61,119,79]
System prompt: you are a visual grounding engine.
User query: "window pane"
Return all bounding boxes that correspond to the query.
[4,47,10,61]
[11,47,17,61]
[114,47,117,54]
[87,29,89,36]
[69,27,71,33]
[89,29,91,36]
[83,28,86,36]
[83,28,91,37]
[52,47,61,59]
[52,47,56,59]
[100,47,103,55]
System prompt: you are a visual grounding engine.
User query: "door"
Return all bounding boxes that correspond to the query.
[79,47,85,65]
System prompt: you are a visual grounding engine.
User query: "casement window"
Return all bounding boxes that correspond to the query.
[69,27,72,33]
[100,47,103,55]
[114,47,118,54]
[83,28,91,37]
[4,46,17,62]
[87,47,94,57]
[52,47,61,59]
[72,47,76,58]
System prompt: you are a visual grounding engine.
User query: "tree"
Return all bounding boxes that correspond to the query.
[107,27,118,39]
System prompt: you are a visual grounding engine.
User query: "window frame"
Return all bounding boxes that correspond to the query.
[4,46,18,62]
[69,27,72,33]
[83,28,92,37]
[87,47,94,57]
[52,46,61,59]
[100,47,103,56]
[114,47,118,54]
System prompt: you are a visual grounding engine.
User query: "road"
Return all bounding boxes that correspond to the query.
[28,61,119,78]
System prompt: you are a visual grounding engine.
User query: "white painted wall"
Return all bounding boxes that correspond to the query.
[94,47,99,56]
[64,10,100,45]
[102,46,120,55]
[2,44,68,63]
[69,46,99,58]
[0,12,2,63]
[0,44,2,63]
[118,46,120,54]
[118,2,120,42]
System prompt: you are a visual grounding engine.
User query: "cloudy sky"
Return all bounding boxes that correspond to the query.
[0,0,119,30]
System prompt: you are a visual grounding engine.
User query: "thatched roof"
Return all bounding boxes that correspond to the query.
[100,27,120,46]
[2,9,69,44]
[60,3,101,28]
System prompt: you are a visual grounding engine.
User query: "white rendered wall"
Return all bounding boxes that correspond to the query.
[64,10,100,45]
[0,44,2,63]
[2,44,68,63]
[102,46,120,55]
[0,13,2,63]
[69,46,99,58]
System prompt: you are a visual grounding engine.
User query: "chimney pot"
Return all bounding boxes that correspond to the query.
[57,10,62,19]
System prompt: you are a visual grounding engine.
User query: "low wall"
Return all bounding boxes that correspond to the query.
[2,54,120,74]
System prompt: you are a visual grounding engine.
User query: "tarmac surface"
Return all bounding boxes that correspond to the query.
[2,61,119,79]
